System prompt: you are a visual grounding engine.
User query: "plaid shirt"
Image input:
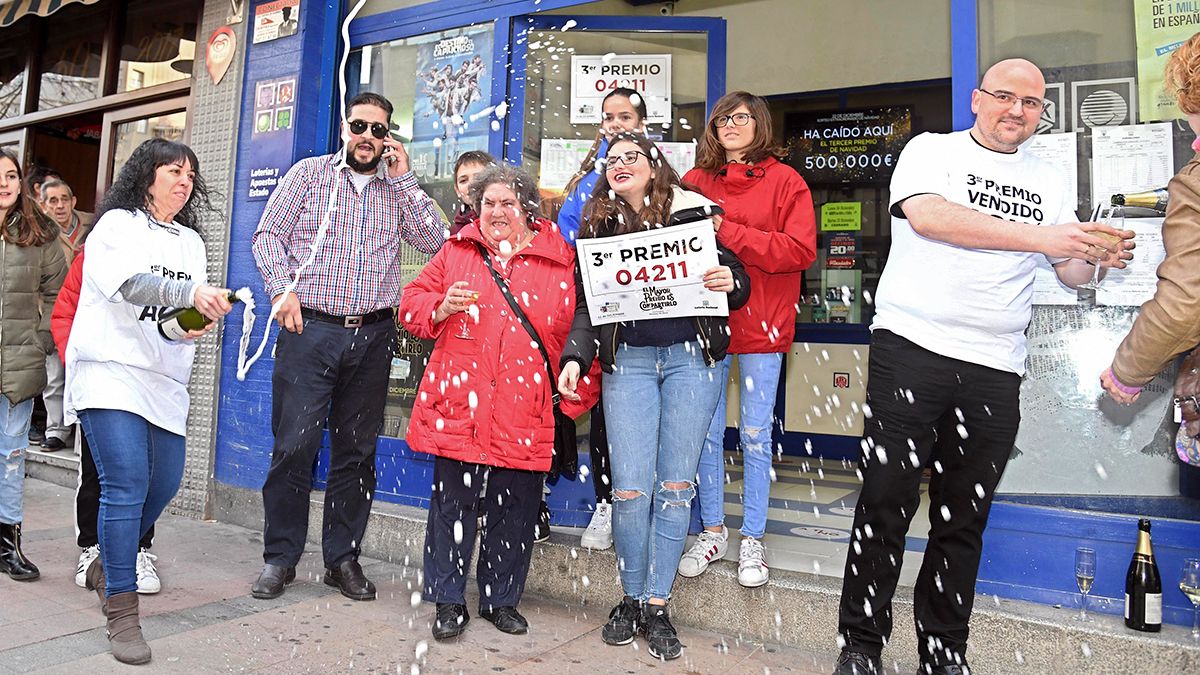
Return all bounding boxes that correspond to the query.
[251,153,446,315]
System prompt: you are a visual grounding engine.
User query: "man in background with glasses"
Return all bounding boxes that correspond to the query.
[832,59,1133,675]
[250,91,445,602]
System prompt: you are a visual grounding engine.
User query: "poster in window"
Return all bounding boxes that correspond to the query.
[1134,0,1198,122]
[409,27,494,180]
[787,107,911,185]
[570,54,672,124]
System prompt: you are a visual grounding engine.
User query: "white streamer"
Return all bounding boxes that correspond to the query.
[236,0,370,381]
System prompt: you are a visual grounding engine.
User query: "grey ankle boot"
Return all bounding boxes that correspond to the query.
[106,591,151,664]
[85,557,107,616]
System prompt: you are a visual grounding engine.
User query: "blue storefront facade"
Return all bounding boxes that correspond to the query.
[213,0,1200,628]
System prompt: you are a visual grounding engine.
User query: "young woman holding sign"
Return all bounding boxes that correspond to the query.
[679,91,816,588]
[557,132,750,660]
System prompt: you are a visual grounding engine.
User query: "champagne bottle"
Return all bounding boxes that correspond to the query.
[1111,188,1168,211]
[157,287,249,341]
[1124,518,1163,632]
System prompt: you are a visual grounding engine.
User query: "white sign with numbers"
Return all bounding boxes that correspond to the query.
[570,54,671,124]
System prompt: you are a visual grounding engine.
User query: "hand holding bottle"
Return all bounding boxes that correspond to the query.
[194,285,234,321]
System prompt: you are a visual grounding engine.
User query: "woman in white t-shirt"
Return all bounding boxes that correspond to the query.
[65,139,233,666]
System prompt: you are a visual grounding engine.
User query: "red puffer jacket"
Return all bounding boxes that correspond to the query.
[51,248,85,363]
[685,156,816,353]
[399,219,598,472]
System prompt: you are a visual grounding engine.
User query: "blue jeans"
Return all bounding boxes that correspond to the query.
[697,353,784,539]
[604,344,723,602]
[0,396,34,524]
[79,409,186,597]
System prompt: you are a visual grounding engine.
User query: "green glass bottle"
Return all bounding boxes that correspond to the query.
[157,288,248,341]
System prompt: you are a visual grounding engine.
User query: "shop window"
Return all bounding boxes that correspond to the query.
[0,23,29,119]
[112,110,186,178]
[117,0,200,93]
[37,2,109,111]
[347,23,498,439]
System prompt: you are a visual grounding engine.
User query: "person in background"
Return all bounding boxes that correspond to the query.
[450,150,495,236]
[558,132,750,660]
[679,91,816,588]
[36,178,91,452]
[0,149,66,583]
[65,138,232,665]
[1102,32,1200,407]
[551,86,648,550]
[22,165,61,448]
[832,59,1132,675]
[400,164,597,641]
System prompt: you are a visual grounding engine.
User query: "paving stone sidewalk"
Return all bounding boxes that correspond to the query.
[1,478,833,674]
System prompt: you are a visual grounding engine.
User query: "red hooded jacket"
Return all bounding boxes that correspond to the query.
[685,156,816,352]
[51,248,85,362]
[399,219,598,472]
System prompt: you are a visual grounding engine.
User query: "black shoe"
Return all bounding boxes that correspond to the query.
[0,522,40,581]
[601,595,640,645]
[534,501,551,543]
[641,604,682,660]
[480,605,528,634]
[919,666,969,675]
[27,428,45,446]
[323,559,376,600]
[433,603,470,640]
[251,563,296,599]
[833,649,882,675]
[41,437,67,451]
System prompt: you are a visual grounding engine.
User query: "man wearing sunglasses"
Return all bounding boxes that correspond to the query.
[250,91,445,603]
[832,59,1135,675]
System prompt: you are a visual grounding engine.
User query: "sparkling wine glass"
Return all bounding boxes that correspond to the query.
[1078,205,1124,291]
[1074,547,1096,621]
[454,291,480,340]
[1181,558,1200,640]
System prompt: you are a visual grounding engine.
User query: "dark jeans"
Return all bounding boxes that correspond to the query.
[77,430,154,550]
[423,456,542,611]
[588,393,611,503]
[260,318,394,568]
[837,330,1021,669]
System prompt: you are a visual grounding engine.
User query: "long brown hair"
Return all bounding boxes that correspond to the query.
[694,90,785,172]
[0,150,57,247]
[580,132,681,238]
[560,88,648,203]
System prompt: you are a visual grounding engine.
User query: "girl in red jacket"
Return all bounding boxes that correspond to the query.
[677,91,816,588]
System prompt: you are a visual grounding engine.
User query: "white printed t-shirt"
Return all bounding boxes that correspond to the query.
[872,130,1077,376]
[65,209,208,435]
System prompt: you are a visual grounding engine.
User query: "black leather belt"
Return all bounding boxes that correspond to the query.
[301,307,393,328]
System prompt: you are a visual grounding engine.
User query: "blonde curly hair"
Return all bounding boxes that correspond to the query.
[1165,32,1200,114]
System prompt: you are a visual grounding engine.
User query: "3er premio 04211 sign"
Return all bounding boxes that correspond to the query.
[576,220,727,325]
[570,54,671,124]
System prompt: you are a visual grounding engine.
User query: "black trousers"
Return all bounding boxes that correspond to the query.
[837,330,1021,669]
[260,318,394,568]
[76,429,154,550]
[423,456,542,611]
[588,393,612,503]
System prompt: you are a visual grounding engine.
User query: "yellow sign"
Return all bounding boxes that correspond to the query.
[1135,1,1199,122]
[820,202,862,231]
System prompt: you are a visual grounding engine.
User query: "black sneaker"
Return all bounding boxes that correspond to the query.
[833,649,882,675]
[533,501,551,543]
[601,596,640,645]
[640,604,682,660]
[920,665,969,675]
[432,603,469,640]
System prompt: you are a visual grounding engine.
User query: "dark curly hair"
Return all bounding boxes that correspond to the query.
[0,149,58,247]
[96,138,215,232]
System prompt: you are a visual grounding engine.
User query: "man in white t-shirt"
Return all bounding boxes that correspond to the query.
[832,59,1135,675]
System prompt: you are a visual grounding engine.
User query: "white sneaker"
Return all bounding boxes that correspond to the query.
[737,536,769,588]
[580,503,613,550]
[135,548,161,594]
[75,545,99,588]
[677,525,728,578]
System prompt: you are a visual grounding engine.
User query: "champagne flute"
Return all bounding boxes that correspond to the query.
[1181,558,1200,640]
[1078,205,1124,291]
[454,290,480,340]
[1075,547,1096,621]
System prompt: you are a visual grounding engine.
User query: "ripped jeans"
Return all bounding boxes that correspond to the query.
[697,353,784,539]
[0,396,35,524]
[604,343,723,602]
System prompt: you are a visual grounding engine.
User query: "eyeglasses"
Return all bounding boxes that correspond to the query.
[604,150,649,169]
[713,113,754,127]
[347,119,390,139]
[978,88,1047,112]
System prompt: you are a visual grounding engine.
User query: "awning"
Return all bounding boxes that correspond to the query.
[1,0,99,28]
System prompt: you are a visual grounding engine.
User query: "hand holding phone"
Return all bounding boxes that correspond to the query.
[382,133,411,177]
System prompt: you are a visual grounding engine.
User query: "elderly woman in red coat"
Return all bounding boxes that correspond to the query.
[400,163,596,642]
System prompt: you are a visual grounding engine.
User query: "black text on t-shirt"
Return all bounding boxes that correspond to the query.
[964,173,1045,223]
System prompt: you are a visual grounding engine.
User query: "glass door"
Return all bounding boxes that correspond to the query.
[96,97,189,197]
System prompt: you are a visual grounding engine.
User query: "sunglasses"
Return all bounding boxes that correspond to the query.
[347,119,390,139]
